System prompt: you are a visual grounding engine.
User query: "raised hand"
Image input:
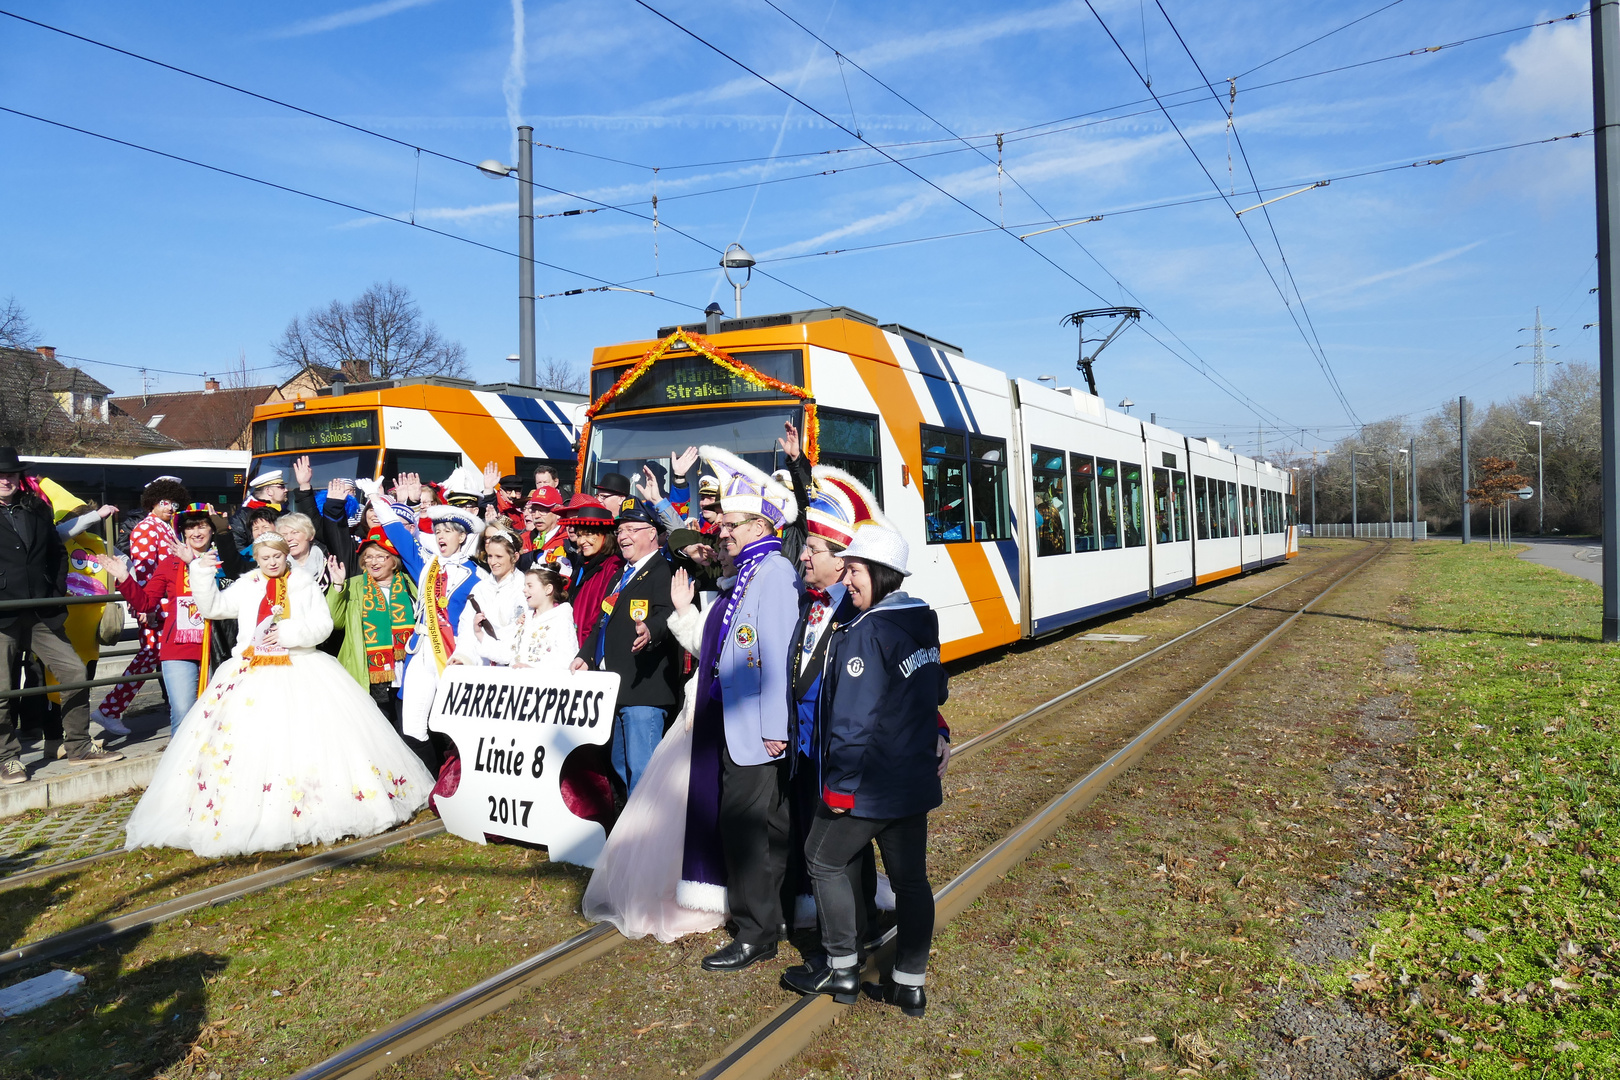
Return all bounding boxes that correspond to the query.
[169,539,196,564]
[100,553,130,583]
[395,472,422,505]
[96,504,117,520]
[326,478,348,503]
[634,466,661,502]
[670,566,695,614]
[326,556,347,588]
[671,445,699,479]
[293,455,314,490]
[777,420,801,461]
[482,460,501,493]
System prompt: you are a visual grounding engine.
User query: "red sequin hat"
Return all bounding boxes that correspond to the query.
[358,527,402,559]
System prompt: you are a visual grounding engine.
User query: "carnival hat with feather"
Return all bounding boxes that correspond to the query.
[805,465,888,549]
[698,445,798,529]
[440,465,487,509]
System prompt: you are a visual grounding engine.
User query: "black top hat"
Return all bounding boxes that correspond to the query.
[0,447,26,474]
[595,472,633,498]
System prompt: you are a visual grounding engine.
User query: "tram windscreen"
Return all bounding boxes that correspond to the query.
[587,406,801,494]
[249,450,370,491]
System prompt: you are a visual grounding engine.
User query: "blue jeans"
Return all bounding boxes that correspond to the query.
[610,705,669,796]
[161,660,199,733]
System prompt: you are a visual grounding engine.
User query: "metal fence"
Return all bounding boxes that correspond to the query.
[0,594,159,701]
[1303,522,1428,539]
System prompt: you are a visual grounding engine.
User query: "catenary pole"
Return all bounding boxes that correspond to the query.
[1593,0,1620,640]
[517,125,536,387]
[1388,455,1395,539]
[1410,437,1419,541]
[1351,451,1358,537]
[1460,396,1471,544]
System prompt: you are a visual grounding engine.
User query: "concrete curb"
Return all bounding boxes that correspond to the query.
[0,755,157,817]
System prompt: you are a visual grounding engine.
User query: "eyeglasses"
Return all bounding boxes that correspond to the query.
[616,523,654,534]
[716,518,760,535]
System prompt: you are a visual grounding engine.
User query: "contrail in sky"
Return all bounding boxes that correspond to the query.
[504,0,527,157]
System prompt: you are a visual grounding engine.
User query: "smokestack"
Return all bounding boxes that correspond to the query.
[37,346,55,361]
[204,378,220,393]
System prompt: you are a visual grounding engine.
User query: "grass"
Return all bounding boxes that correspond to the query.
[1347,542,1620,1076]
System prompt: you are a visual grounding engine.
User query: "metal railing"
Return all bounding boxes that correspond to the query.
[0,593,160,701]
[1304,522,1428,539]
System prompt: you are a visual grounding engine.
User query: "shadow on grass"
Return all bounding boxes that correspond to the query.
[0,926,227,1080]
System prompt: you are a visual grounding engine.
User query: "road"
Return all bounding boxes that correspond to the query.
[1515,537,1602,585]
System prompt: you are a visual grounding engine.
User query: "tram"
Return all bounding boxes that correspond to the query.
[23,449,250,510]
[246,377,587,493]
[582,306,1297,660]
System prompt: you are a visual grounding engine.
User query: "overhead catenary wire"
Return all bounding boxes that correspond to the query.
[0,7,832,311]
[757,0,1302,444]
[1150,0,1361,427]
[0,104,707,313]
[1081,0,1362,428]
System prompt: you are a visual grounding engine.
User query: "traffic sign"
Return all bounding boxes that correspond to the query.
[1516,486,1534,500]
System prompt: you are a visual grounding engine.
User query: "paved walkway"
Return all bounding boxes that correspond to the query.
[1515,537,1603,585]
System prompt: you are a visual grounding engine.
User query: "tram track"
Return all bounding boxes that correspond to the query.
[289,542,1380,1080]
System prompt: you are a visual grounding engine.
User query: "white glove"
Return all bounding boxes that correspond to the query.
[355,477,380,499]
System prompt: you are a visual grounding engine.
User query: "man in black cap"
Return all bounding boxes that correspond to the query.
[594,472,632,519]
[0,448,123,783]
[570,497,681,795]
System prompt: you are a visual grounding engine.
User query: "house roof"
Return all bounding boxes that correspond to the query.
[0,346,186,455]
[111,385,277,448]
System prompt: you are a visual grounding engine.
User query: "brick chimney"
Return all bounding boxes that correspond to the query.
[204,377,220,393]
[37,346,55,361]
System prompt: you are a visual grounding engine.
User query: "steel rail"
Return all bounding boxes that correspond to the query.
[290,547,1366,1080]
[0,818,445,977]
[695,541,1386,1079]
[0,848,134,894]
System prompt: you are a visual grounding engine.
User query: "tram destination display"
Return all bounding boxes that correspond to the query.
[251,409,379,453]
[428,665,620,867]
[590,348,804,413]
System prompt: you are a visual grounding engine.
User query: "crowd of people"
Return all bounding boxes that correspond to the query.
[0,422,951,1016]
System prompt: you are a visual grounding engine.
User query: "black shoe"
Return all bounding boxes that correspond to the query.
[701,939,778,972]
[780,962,860,1004]
[863,978,926,1017]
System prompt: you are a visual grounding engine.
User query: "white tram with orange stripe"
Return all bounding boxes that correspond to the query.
[582,306,1297,662]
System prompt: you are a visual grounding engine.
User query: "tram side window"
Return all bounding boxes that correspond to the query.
[384,450,462,486]
[1121,463,1146,548]
[1268,490,1280,533]
[1070,455,1100,552]
[1285,492,1296,527]
[1151,467,1172,545]
[1225,481,1239,538]
[1194,476,1209,540]
[1244,485,1259,535]
[1173,471,1190,542]
[1097,458,1122,549]
[1032,447,1068,556]
[920,427,968,544]
[970,436,1012,542]
[818,407,882,504]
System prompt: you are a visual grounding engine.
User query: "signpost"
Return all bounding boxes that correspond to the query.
[429,666,620,868]
[1517,486,1535,500]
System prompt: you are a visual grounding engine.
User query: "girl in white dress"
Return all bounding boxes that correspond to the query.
[123,534,434,857]
[480,527,528,633]
[463,567,577,671]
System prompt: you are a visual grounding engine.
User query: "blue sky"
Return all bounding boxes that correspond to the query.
[0,0,1600,456]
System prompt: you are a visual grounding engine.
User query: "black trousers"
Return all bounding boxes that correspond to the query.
[719,745,790,947]
[789,753,879,933]
[805,805,933,976]
[376,685,440,777]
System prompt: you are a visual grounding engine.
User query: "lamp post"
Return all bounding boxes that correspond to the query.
[721,243,756,318]
[478,127,536,387]
[1528,419,1545,534]
[1118,397,1135,414]
[1396,447,1409,538]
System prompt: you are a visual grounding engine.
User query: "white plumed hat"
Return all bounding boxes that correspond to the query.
[842,521,911,576]
[699,445,798,529]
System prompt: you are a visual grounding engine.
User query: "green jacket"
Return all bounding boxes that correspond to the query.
[327,572,418,690]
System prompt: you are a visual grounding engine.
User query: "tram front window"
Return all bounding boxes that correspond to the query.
[249,450,369,491]
[587,406,801,496]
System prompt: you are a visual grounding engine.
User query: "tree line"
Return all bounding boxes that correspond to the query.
[1278,363,1600,535]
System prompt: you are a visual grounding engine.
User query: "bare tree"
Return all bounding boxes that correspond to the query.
[191,350,267,451]
[537,355,588,394]
[0,297,40,350]
[273,281,468,382]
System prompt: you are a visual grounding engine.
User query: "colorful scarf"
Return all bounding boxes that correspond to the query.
[245,572,290,668]
[170,562,205,645]
[361,572,414,684]
[420,557,457,674]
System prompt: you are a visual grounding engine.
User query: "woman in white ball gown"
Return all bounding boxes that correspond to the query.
[124,533,434,857]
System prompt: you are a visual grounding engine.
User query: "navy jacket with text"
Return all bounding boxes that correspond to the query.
[816,591,949,820]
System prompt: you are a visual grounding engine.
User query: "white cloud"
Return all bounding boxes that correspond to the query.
[1305,240,1487,303]
[268,0,440,39]
[1473,19,1593,133]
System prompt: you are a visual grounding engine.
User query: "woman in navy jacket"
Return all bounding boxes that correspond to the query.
[781,522,948,1016]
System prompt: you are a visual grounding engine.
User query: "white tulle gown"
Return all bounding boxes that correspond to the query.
[124,563,434,858]
[582,605,725,942]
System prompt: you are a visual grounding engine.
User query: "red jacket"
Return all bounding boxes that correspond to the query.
[117,556,206,663]
[570,551,625,649]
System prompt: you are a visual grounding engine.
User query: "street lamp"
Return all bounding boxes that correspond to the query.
[1118,397,1135,413]
[1528,420,1545,534]
[478,125,536,387]
[721,243,756,318]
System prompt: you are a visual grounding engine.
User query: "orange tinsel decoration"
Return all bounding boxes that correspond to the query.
[575,328,817,487]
